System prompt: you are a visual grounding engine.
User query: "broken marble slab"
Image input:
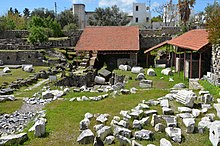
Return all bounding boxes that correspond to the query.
[174,90,196,107]
[182,118,195,133]
[165,127,182,143]
[77,129,94,144]
[178,107,192,113]
[214,104,220,118]
[134,129,153,140]
[163,115,177,127]
[209,122,220,146]
[160,138,172,146]
[160,99,169,107]
[162,107,174,115]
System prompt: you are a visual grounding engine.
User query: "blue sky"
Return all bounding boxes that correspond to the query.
[0,0,218,16]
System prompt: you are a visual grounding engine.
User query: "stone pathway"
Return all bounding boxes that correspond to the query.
[25,79,49,91]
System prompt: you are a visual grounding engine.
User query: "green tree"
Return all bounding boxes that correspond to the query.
[49,20,63,37]
[58,10,78,28]
[23,8,30,18]
[205,1,220,44]
[0,16,7,31]
[178,0,196,28]
[28,26,48,44]
[88,5,129,26]
[151,15,163,22]
[63,23,78,31]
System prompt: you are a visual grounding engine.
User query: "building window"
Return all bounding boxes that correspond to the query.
[146,17,149,22]
[136,6,139,11]
[136,17,138,23]
[28,55,31,58]
[7,56,10,60]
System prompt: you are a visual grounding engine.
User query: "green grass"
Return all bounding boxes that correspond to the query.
[200,80,220,98]
[0,99,23,114]
[24,90,168,146]
[0,67,215,146]
[0,66,49,85]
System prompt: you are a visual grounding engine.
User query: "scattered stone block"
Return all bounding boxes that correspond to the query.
[182,118,195,133]
[147,68,156,76]
[134,129,153,140]
[80,118,90,131]
[139,80,153,88]
[178,107,192,113]
[34,119,46,137]
[161,68,173,76]
[95,76,105,85]
[113,126,132,138]
[209,122,220,146]
[77,129,94,144]
[192,109,201,118]
[144,110,157,116]
[119,65,131,71]
[84,112,93,119]
[151,114,160,127]
[3,67,11,73]
[163,116,177,127]
[174,90,196,107]
[165,127,182,143]
[131,67,144,74]
[96,114,108,123]
[133,120,142,129]
[155,123,165,132]
[117,135,131,146]
[173,83,186,89]
[214,104,220,118]
[160,99,169,107]
[94,124,104,132]
[104,136,115,145]
[136,73,145,80]
[118,120,129,128]
[0,133,28,145]
[162,107,174,115]
[160,138,172,146]
[97,126,112,141]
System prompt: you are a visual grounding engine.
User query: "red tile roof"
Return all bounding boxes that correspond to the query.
[168,29,209,51]
[75,26,139,51]
[144,41,169,53]
[144,29,209,53]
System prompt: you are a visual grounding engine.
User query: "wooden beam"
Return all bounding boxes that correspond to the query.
[199,52,202,79]
[184,50,186,79]
[190,51,193,78]
[146,53,149,67]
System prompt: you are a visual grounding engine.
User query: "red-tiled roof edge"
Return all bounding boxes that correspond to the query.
[144,29,209,53]
[75,26,140,51]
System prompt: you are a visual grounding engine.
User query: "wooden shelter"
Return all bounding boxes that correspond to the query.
[144,29,211,78]
[75,26,139,70]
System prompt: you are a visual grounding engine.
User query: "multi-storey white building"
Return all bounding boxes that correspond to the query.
[132,3,151,24]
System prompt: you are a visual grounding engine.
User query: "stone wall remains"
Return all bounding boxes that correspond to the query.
[0,30,29,39]
[0,51,46,66]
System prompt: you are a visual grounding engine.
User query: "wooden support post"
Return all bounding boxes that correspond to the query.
[146,53,149,68]
[190,51,193,78]
[184,50,186,80]
[199,52,202,79]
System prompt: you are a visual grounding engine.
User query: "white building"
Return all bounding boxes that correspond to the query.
[132,3,151,25]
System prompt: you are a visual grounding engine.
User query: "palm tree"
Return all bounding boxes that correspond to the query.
[178,0,196,28]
